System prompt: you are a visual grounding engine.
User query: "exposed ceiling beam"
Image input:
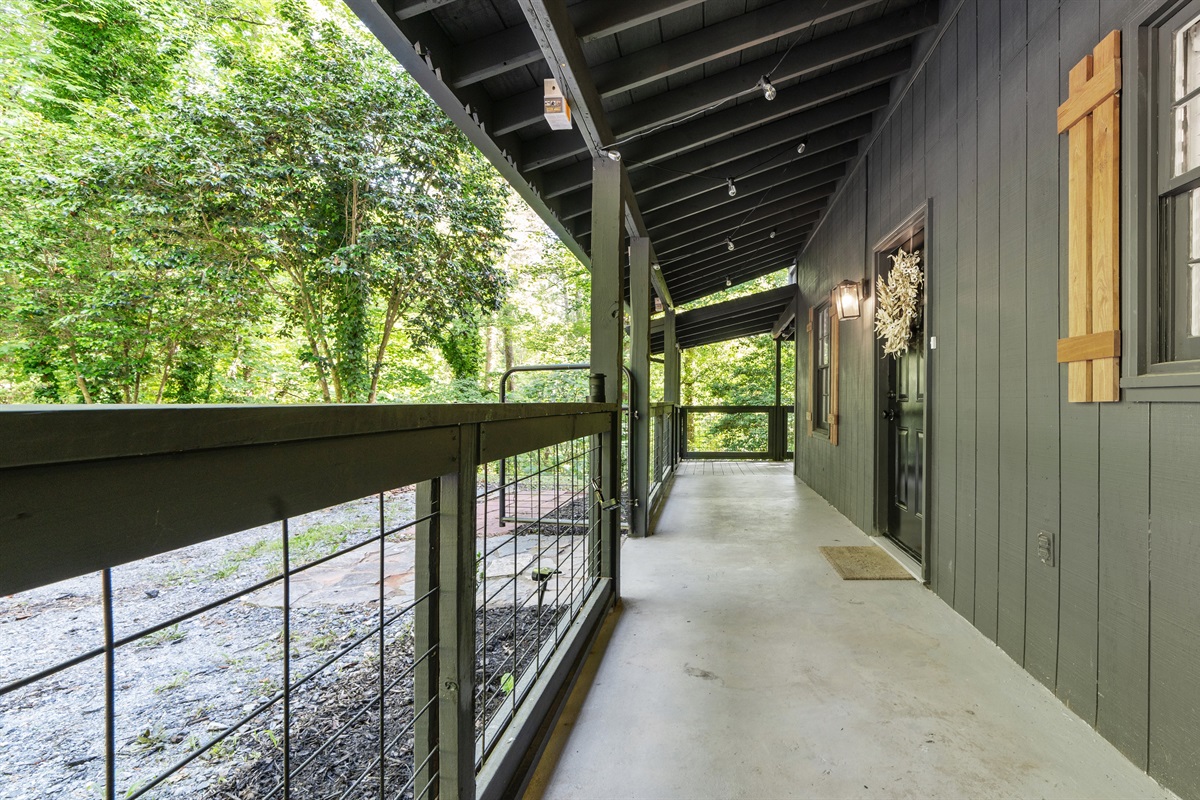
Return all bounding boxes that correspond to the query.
[643,164,845,232]
[343,0,586,265]
[525,61,894,172]
[665,231,810,283]
[657,208,823,262]
[540,97,880,200]
[470,0,713,132]
[635,142,858,218]
[591,0,879,98]
[393,0,459,21]
[675,284,797,324]
[449,26,543,88]
[574,0,709,41]
[772,294,799,339]
[608,15,925,140]
[554,119,869,219]
[664,228,811,276]
[673,257,804,305]
[649,181,835,243]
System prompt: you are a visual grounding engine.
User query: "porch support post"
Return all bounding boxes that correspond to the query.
[590,156,624,589]
[629,236,651,537]
[772,337,783,460]
[438,425,479,800]
[663,307,680,467]
[414,479,440,798]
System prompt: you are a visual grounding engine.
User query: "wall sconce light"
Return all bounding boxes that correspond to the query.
[833,279,866,321]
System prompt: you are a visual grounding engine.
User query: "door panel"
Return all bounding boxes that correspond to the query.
[882,230,926,560]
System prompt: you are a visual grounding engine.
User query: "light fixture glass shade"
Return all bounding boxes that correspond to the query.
[833,279,863,321]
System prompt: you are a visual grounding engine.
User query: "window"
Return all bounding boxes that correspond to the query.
[1152,2,1200,367]
[814,303,831,432]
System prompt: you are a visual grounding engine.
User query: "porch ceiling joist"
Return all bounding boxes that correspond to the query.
[343,0,587,265]
[648,285,797,353]
[607,14,927,141]
[656,208,824,262]
[540,94,880,202]
[635,142,859,220]
[670,235,809,280]
[643,165,845,233]
[667,229,811,279]
[553,120,869,222]
[516,0,673,307]
[590,0,880,98]
[522,50,906,173]
[449,0,710,89]
[649,183,835,246]
[350,0,935,308]
[670,255,806,306]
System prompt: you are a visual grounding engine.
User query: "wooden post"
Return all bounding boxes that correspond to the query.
[414,479,440,799]
[629,236,651,537]
[1056,30,1121,403]
[590,156,623,594]
[438,426,478,800]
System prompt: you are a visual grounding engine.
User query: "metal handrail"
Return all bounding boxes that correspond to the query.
[497,363,634,528]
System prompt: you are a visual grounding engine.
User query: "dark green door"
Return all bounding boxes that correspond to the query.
[880,228,926,560]
[884,336,925,558]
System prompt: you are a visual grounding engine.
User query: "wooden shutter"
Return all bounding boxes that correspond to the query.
[1055,30,1121,402]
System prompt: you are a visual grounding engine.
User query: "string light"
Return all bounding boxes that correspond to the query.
[726,177,738,197]
[600,149,621,161]
[725,276,733,287]
[723,237,735,252]
[759,75,777,101]
[796,136,808,155]
[769,228,777,239]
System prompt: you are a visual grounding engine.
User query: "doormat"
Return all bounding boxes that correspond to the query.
[819,546,913,580]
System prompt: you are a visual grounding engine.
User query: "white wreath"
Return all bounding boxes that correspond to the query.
[875,248,923,357]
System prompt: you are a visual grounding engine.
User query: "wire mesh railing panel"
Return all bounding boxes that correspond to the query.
[686,411,771,455]
[473,436,601,767]
[0,489,436,800]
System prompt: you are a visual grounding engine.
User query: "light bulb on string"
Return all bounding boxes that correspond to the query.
[602,149,621,161]
[760,76,777,101]
[725,276,733,287]
[726,177,737,197]
[795,136,808,155]
[723,237,735,252]
[769,228,777,239]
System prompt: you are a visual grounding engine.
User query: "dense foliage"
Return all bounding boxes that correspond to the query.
[0,0,793,412]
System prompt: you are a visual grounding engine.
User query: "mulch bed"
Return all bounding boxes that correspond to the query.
[206,605,564,800]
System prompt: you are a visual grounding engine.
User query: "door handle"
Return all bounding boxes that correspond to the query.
[881,409,897,421]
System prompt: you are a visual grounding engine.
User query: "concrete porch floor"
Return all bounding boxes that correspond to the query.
[525,463,1175,800]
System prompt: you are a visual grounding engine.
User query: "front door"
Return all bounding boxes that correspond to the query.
[880,230,925,559]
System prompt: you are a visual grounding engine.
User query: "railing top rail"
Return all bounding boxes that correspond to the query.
[682,404,796,414]
[0,402,617,470]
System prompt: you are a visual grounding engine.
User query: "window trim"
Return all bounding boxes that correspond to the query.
[807,301,838,443]
[1123,0,1200,400]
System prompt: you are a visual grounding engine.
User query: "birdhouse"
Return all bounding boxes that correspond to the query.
[543,79,572,130]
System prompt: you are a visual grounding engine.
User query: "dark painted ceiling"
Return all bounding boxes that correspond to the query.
[346,0,937,308]
[650,284,797,353]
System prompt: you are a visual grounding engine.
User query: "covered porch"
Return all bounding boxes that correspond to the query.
[528,464,1173,800]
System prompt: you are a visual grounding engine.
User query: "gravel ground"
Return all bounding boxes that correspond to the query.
[0,485,592,800]
[0,492,411,800]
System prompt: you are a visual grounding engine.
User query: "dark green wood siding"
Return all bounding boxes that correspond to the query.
[794,0,1196,795]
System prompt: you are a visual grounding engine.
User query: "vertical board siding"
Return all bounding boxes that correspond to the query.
[1054,0,1101,728]
[1149,404,1200,799]
[973,0,1002,642]
[996,3,1029,664]
[953,0,979,622]
[1022,1,1062,692]
[792,0,1191,794]
[931,19,958,605]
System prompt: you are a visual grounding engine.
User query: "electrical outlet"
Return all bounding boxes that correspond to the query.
[1037,531,1055,567]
